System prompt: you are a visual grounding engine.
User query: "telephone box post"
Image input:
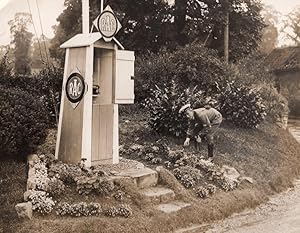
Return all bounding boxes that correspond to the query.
[55,2,134,167]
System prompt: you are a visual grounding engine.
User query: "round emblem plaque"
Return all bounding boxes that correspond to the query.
[66,73,85,103]
[97,10,118,38]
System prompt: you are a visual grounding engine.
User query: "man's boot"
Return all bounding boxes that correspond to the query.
[208,144,214,161]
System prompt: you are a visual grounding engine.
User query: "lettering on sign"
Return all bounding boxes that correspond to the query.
[66,73,85,103]
[98,11,118,38]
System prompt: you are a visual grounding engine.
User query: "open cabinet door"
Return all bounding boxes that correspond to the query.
[114,50,135,104]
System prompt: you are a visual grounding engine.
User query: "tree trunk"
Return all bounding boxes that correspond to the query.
[224,11,229,64]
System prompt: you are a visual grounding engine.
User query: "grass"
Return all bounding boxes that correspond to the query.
[1,109,300,233]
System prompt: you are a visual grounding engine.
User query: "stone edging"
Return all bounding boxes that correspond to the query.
[14,154,39,220]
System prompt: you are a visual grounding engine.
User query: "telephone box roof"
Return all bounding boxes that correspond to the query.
[60,33,124,49]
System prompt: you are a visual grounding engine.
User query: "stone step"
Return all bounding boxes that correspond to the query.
[140,186,175,204]
[156,201,191,214]
[112,167,158,189]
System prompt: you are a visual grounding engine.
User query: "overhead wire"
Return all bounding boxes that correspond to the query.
[35,0,50,67]
[26,0,45,65]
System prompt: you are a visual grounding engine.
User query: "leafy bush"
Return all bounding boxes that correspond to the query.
[0,86,49,159]
[0,66,63,127]
[135,43,232,104]
[257,83,289,121]
[144,81,209,137]
[0,53,13,80]
[219,81,267,128]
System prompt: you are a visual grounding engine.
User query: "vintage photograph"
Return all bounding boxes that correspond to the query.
[0,0,300,232]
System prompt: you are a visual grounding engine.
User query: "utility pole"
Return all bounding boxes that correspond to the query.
[224,1,229,64]
[224,12,229,64]
[82,0,89,34]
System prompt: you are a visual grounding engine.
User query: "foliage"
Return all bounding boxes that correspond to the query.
[50,0,172,65]
[0,53,13,79]
[75,176,115,195]
[56,202,102,217]
[194,184,217,198]
[0,86,49,159]
[173,166,203,188]
[0,66,63,127]
[47,177,66,197]
[48,162,83,184]
[219,81,267,128]
[175,0,265,61]
[31,36,52,70]
[50,0,265,64]
[259,5,280,54]
[105,204,132,218]
[29,190,55,215]
[8,13,33,74]
[135,44,231,103]
[258,84,289,121]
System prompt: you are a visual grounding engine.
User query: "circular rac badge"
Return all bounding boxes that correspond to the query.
[66,73,85,103]
[97,10,118,38]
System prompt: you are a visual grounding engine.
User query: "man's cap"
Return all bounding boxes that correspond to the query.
[179,104,191,114]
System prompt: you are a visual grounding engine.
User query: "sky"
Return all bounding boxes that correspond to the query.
[0,0,299,46]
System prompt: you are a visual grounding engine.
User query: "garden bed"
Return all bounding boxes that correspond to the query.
[2,110,300,233]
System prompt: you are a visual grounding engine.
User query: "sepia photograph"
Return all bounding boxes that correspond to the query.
[0,0,300,232]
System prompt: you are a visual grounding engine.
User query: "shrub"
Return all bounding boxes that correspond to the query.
[144,81,209,137]
[135,43,232,104]
[0,86,49,159]
[257,83,289,121]
[0,66,63,127]
[219,81,267,128]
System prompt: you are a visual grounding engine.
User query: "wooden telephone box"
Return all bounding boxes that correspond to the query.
[55,32,134,167]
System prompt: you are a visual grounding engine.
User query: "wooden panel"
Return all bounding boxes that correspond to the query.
[58,47,86,164]
[99,50,113,104]
[114,50,135,104]
[92,104,114,162]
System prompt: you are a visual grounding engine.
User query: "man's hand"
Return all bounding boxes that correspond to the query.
[184,138,190,147]
[195,135,202,143]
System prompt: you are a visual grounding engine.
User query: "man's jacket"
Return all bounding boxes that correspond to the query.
[187,107,222,137]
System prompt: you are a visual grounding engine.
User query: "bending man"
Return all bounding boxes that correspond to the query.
[179,101,222,161]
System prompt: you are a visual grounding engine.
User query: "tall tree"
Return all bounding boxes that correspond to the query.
[9,13,33,75]
[175,0,265,61]
[50,0,172,65]
[31,36,51,70]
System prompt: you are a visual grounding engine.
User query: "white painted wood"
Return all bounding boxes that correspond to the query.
[60,33,125,50]
[81,45,94,167]
[100,0,103,12]
[55,48,70,160]
[114,50,135,104]
[82,0,89,34]
[112,104,119,164]
[60,33,102,48]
